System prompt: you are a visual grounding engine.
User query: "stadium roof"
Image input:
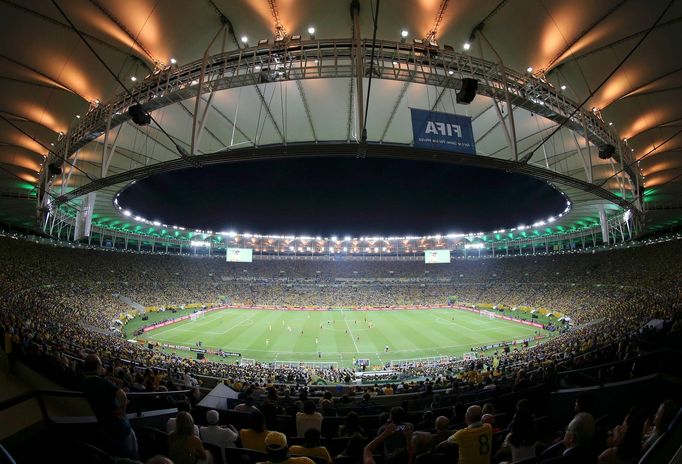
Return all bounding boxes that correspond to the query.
[0,0,681,241]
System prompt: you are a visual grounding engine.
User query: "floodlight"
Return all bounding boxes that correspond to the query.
[241,35,248,43]
[170,58,177,64]
[308,26,315,34]
[401,29,408,38]
[526,66,533,73]
[463,42,471,50]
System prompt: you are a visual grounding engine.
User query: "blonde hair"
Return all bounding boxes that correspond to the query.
[175,411,195,436]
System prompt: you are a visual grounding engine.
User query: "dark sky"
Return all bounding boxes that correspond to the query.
[118,157,566,236]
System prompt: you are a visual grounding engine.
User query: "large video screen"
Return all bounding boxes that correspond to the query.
[226,247,253,263]
[425,249,450,264]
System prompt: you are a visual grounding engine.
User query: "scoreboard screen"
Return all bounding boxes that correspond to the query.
[425,249,450,264]
[226,247,253,262]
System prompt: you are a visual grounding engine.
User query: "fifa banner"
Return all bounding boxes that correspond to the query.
[425,249,451,264]
[226,247,253,263]
[411,108,476,155]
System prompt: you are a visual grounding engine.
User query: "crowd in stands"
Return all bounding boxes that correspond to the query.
[1,233,682,463]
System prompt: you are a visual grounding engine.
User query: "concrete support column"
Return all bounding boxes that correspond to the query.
[598,204,609,245]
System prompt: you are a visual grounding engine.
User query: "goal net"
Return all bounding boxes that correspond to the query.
[190,310,206,321]
[480,310,496,320]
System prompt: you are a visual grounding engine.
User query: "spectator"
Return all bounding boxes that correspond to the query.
[240,410,269,452]
[290,428,333,463]
[417,411,435,431]
[501,410,538,463]
[339,411,364,437]
[642,399,678,452]
[441,405,492,464]
[200,409,238,460]
[235,396,260,414]
[377,407,413,456]
[167,401,200,437]
[364,423,413,464]
[296,401,323,437]
[431,416,451,447]
[412,432,435,464]
[168,411,208,464]
[261,431,315,464]
[82,354,138,460]
[262,401,286,433]
[542,412,596,464]
[146,456,174,464]
[598,408,646,464]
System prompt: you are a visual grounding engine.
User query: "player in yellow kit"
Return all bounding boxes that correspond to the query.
[442,405,492,464]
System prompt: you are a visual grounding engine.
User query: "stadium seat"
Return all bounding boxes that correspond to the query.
[69,441,116,464]
[136,425,169,461]
[224,446,269,464]
[202,442,225,464]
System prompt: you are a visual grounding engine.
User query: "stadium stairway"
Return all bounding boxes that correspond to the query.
[118,294,146,313]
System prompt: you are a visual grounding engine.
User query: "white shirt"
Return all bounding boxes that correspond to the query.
[296,412,323,437]
[200,425,238,448]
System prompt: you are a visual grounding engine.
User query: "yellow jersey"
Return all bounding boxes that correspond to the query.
[448,423,492,464]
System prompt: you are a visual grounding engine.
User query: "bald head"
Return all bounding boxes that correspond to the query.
[146,456,174,464]
[465,405,483,425]
[435,416,449,431]
[83,354,102,373]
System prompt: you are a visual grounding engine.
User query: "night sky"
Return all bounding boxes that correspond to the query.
[118,157,567,236]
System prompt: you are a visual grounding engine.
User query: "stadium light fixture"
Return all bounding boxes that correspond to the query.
[123,210,131,217]
[241,35,248,44]
[526,66,533,73]
[170,58,177,64]
[463,42,471,51]
[560,85,566,90]
[308,26,315,35]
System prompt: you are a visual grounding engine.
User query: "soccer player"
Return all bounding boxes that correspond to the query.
[266,338,270,348]
[269,324,272,332]
[315,338,319,345]
[385,345,389,352]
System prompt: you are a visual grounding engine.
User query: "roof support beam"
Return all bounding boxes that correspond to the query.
[295,80,317,142]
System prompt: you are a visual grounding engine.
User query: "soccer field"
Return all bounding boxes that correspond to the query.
[138,308,545,368]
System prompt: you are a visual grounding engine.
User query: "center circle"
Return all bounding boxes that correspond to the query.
[117,157,566,236]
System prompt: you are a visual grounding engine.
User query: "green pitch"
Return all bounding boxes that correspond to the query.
[136,309,546,368]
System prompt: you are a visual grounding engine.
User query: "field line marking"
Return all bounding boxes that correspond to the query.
[343,317,360,353]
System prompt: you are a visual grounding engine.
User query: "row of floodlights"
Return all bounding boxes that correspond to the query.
[113,195,572,241]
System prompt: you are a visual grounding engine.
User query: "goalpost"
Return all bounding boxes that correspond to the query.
[190,310,206,321]
[480,310,495,320]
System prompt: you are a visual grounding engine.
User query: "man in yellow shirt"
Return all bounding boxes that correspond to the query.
[258,431,315,464]
[443,405,492,464]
